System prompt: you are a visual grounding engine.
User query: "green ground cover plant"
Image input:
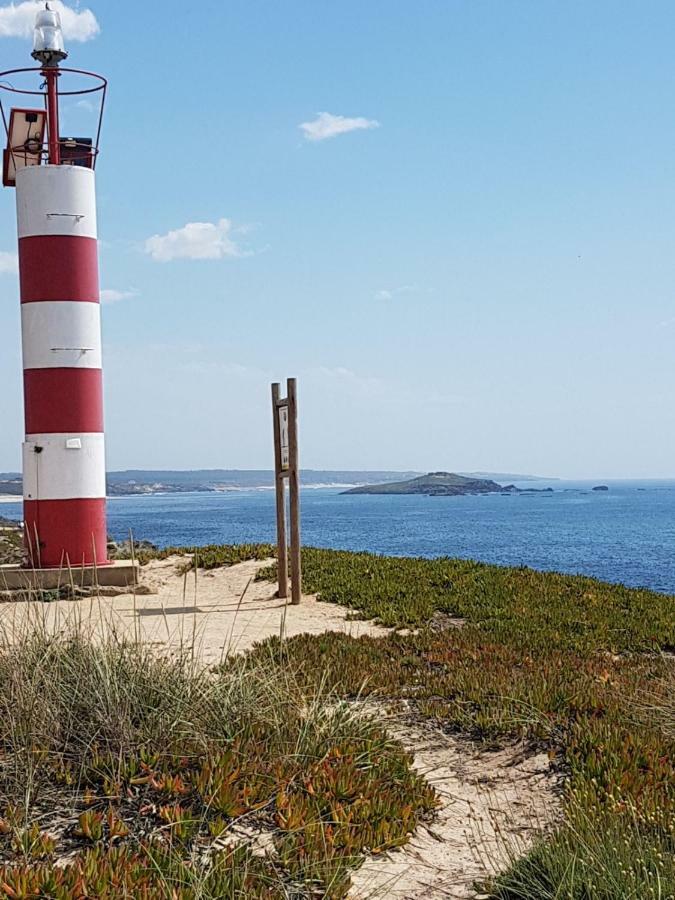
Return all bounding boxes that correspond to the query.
[249,548,675,898]
[137,543,275,570]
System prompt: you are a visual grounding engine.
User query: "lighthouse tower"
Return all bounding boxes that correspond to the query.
[2,6,109,569]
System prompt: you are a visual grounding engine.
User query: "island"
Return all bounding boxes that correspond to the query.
[342,471,554,497]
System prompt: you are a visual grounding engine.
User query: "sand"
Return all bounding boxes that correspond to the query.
[350,707,559,899]
[0,556,390,664]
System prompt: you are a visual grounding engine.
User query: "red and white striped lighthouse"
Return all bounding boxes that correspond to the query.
[2,6,109,568]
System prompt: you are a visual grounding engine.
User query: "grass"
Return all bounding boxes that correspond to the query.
[0,612,435,897]
[489,798,675,900]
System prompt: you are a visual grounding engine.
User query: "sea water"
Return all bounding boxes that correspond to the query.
[2,479,675,594]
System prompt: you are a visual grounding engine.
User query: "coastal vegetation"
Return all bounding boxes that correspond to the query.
[0,520,22,566]
[251,548,674,897]
[0,619,434,897]
[0,543,672,896]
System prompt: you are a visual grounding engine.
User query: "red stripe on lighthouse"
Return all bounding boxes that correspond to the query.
[24,498,108,568]
[24,368,104,434]
[16,165,108,569]
[18,235,99,303]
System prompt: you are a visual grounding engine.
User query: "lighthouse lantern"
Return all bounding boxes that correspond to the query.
[32,6,68,65]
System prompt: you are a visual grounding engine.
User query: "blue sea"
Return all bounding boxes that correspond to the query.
[3,479,675,594]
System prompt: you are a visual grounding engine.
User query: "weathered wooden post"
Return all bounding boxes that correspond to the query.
[287,378,302,605]
[271,378,301,603]
[271,382,288,599]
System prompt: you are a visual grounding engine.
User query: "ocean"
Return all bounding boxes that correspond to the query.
[2,479,675,594]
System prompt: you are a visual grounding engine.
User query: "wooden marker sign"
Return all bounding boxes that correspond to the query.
[279,406,290,471]
[271,378,301,604]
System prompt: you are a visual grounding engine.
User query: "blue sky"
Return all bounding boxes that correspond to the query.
[1,0,675,478]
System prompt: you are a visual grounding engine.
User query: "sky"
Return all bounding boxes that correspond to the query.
[1,0,675,479]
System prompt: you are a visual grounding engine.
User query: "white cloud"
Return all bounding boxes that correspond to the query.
[374,285,418,301]
[300,111,380,142]
[144,219,244,262]
[0,1,99,42]
[100,288,138,304]
[0,251,18,274]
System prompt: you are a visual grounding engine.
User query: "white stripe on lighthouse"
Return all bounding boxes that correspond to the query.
[21,301,102,370]
[23,433,106,501]
[16,165,97,239]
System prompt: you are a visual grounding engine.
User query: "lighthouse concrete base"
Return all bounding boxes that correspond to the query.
[0,559,140,594]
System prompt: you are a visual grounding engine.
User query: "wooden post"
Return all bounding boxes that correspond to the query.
[271,382,288,599]
[272,378,301,604]
[287,378,302,605]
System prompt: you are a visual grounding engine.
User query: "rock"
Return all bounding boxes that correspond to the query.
[429,610,465,631]
[592,485,609,492]
[0,516,20,527]
[107,538,158,559]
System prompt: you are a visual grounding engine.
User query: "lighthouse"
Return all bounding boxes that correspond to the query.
[2,6,109,569]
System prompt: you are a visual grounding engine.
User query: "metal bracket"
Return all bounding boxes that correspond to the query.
[50,347,93,352]
[46,212,85,221]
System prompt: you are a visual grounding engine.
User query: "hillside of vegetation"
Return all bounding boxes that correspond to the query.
[0,544,672,897]
[342,470,505,495]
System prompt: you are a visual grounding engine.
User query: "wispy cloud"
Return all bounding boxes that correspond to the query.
[181,360,268,379]
[374,285,418,301]
[144,219,245,263]
[100,288,138,304]
[0,1,100,41]
[0,251,18,274]
[300,111,380,142]
[309,366,390,403]
[308,365,465,407]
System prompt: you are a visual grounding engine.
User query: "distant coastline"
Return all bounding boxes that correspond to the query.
[0,468,553,498]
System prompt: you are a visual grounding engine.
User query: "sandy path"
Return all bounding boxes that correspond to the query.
[0,556,389,664]
[350,709,559,899]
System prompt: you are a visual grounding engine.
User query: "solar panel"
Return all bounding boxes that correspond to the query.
[3,107,47,188]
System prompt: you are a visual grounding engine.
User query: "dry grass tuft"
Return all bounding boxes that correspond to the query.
[0,610,435,897]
